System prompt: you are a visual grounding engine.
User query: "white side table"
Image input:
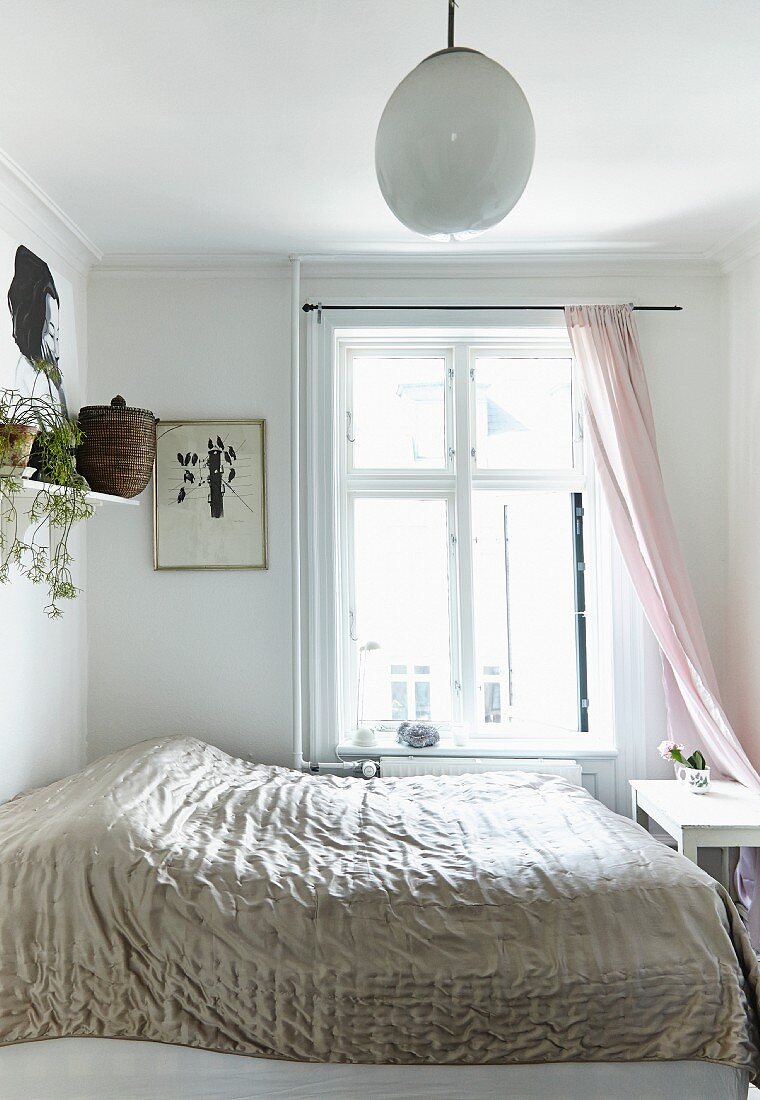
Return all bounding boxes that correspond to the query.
[630,778,760,891]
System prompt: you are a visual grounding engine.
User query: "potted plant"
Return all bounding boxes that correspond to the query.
[658,740,711,793]
[0,419,37,470]
[0,386,93,617]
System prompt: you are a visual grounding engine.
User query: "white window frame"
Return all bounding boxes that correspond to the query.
[342,344,460,737]
[305,310,624,763]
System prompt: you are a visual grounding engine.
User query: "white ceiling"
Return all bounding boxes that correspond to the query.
[0,0,759,258]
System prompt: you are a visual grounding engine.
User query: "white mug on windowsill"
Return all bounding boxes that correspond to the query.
[675,765,711,794]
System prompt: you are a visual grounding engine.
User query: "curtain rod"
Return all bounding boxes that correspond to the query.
[302,303,682,314]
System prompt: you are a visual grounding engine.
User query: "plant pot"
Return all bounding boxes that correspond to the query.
[0,423,37,469]
[675,765,711,793]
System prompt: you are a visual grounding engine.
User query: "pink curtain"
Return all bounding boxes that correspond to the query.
[565,304,760,940]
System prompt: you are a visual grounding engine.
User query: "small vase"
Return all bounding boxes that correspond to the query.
[0,423,37,469]
[676,765,711,794]
[451,725,469,747]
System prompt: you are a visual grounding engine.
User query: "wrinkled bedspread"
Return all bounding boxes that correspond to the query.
[1,737,759,1074]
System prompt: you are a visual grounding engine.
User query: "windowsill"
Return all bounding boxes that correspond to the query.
[336,737,618,760]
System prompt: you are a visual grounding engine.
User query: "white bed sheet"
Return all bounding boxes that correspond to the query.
[0,1040,750,1100]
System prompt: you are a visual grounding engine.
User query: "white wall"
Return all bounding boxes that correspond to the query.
[0,211,91,802]
[86,273,293,765]
[725,251,760,774]
[86,260,724,787]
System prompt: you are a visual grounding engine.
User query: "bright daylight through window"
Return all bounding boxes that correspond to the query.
[341,335,591,742]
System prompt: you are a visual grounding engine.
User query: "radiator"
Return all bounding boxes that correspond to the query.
[379,757,582,786]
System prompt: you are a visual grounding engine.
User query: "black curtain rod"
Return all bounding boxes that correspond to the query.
[302,303,682,313]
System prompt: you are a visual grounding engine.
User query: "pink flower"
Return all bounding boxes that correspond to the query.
[658,740,685,763]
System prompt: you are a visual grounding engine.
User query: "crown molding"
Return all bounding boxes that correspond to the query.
[0,148,102,277]
[92,253,290,278]
[297,250,720,280]
[92,248,721,280]
[707,218,760,273]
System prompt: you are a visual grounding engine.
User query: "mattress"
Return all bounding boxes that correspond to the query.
[0,1041,751,1100]
[0,737,758,1081]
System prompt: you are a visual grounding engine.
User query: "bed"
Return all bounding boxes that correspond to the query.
[0,736,757,1099]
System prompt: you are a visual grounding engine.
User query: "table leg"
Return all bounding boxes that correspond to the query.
[678,831,698,864]
[631,789,648,828]
[721,847,731,891]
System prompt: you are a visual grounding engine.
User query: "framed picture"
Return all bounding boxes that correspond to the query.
[154,419,267,570]
[0,242,79,416]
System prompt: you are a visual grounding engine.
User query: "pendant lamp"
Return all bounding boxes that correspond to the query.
[375,0,535,241]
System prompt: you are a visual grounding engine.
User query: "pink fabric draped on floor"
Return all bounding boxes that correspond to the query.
[565,304,760,944]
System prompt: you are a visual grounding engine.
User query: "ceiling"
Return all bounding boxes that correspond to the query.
[0,0,759,258]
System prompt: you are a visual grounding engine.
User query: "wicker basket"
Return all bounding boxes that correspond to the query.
[76,395,158,499]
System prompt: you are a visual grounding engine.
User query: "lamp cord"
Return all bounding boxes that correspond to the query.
[448,0,457,48]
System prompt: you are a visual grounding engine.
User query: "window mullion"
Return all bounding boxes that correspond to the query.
[454,345,477,731]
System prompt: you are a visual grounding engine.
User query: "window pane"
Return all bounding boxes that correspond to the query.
[391,682,408,720]
[414,681,431,720]
[474,357,573,469]
[351,357,447,469]
[472,491,578,731]
[353,498,452,724]
[484,680,502,724]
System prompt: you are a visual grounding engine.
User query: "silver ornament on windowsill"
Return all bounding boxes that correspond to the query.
[397,722,440,748]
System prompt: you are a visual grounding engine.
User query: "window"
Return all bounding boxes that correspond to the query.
[329,332,594,744]
[353,496,453,726]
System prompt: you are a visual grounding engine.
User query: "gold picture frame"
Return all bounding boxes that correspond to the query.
[154,419,267,570]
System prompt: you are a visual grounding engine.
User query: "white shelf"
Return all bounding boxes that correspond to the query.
[4,479,139,506]
[84,488,140,507]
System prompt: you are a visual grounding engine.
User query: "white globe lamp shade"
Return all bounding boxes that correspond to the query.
[375,48,535,242]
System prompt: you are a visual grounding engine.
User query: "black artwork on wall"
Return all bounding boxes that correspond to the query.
[175,435,240,518]
[7,244,68,418]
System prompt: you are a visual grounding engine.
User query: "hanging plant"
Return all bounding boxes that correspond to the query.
[0,382,93,617]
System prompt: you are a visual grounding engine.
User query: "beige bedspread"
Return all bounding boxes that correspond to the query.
[1,737,758,1075]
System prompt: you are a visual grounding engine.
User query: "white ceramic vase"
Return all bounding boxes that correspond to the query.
[675,765,711,794]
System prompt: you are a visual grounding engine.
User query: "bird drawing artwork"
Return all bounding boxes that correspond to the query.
[155,420,266,570]
[175,434,238,518]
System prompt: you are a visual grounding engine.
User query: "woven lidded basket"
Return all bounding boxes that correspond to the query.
[77,395,158,499]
